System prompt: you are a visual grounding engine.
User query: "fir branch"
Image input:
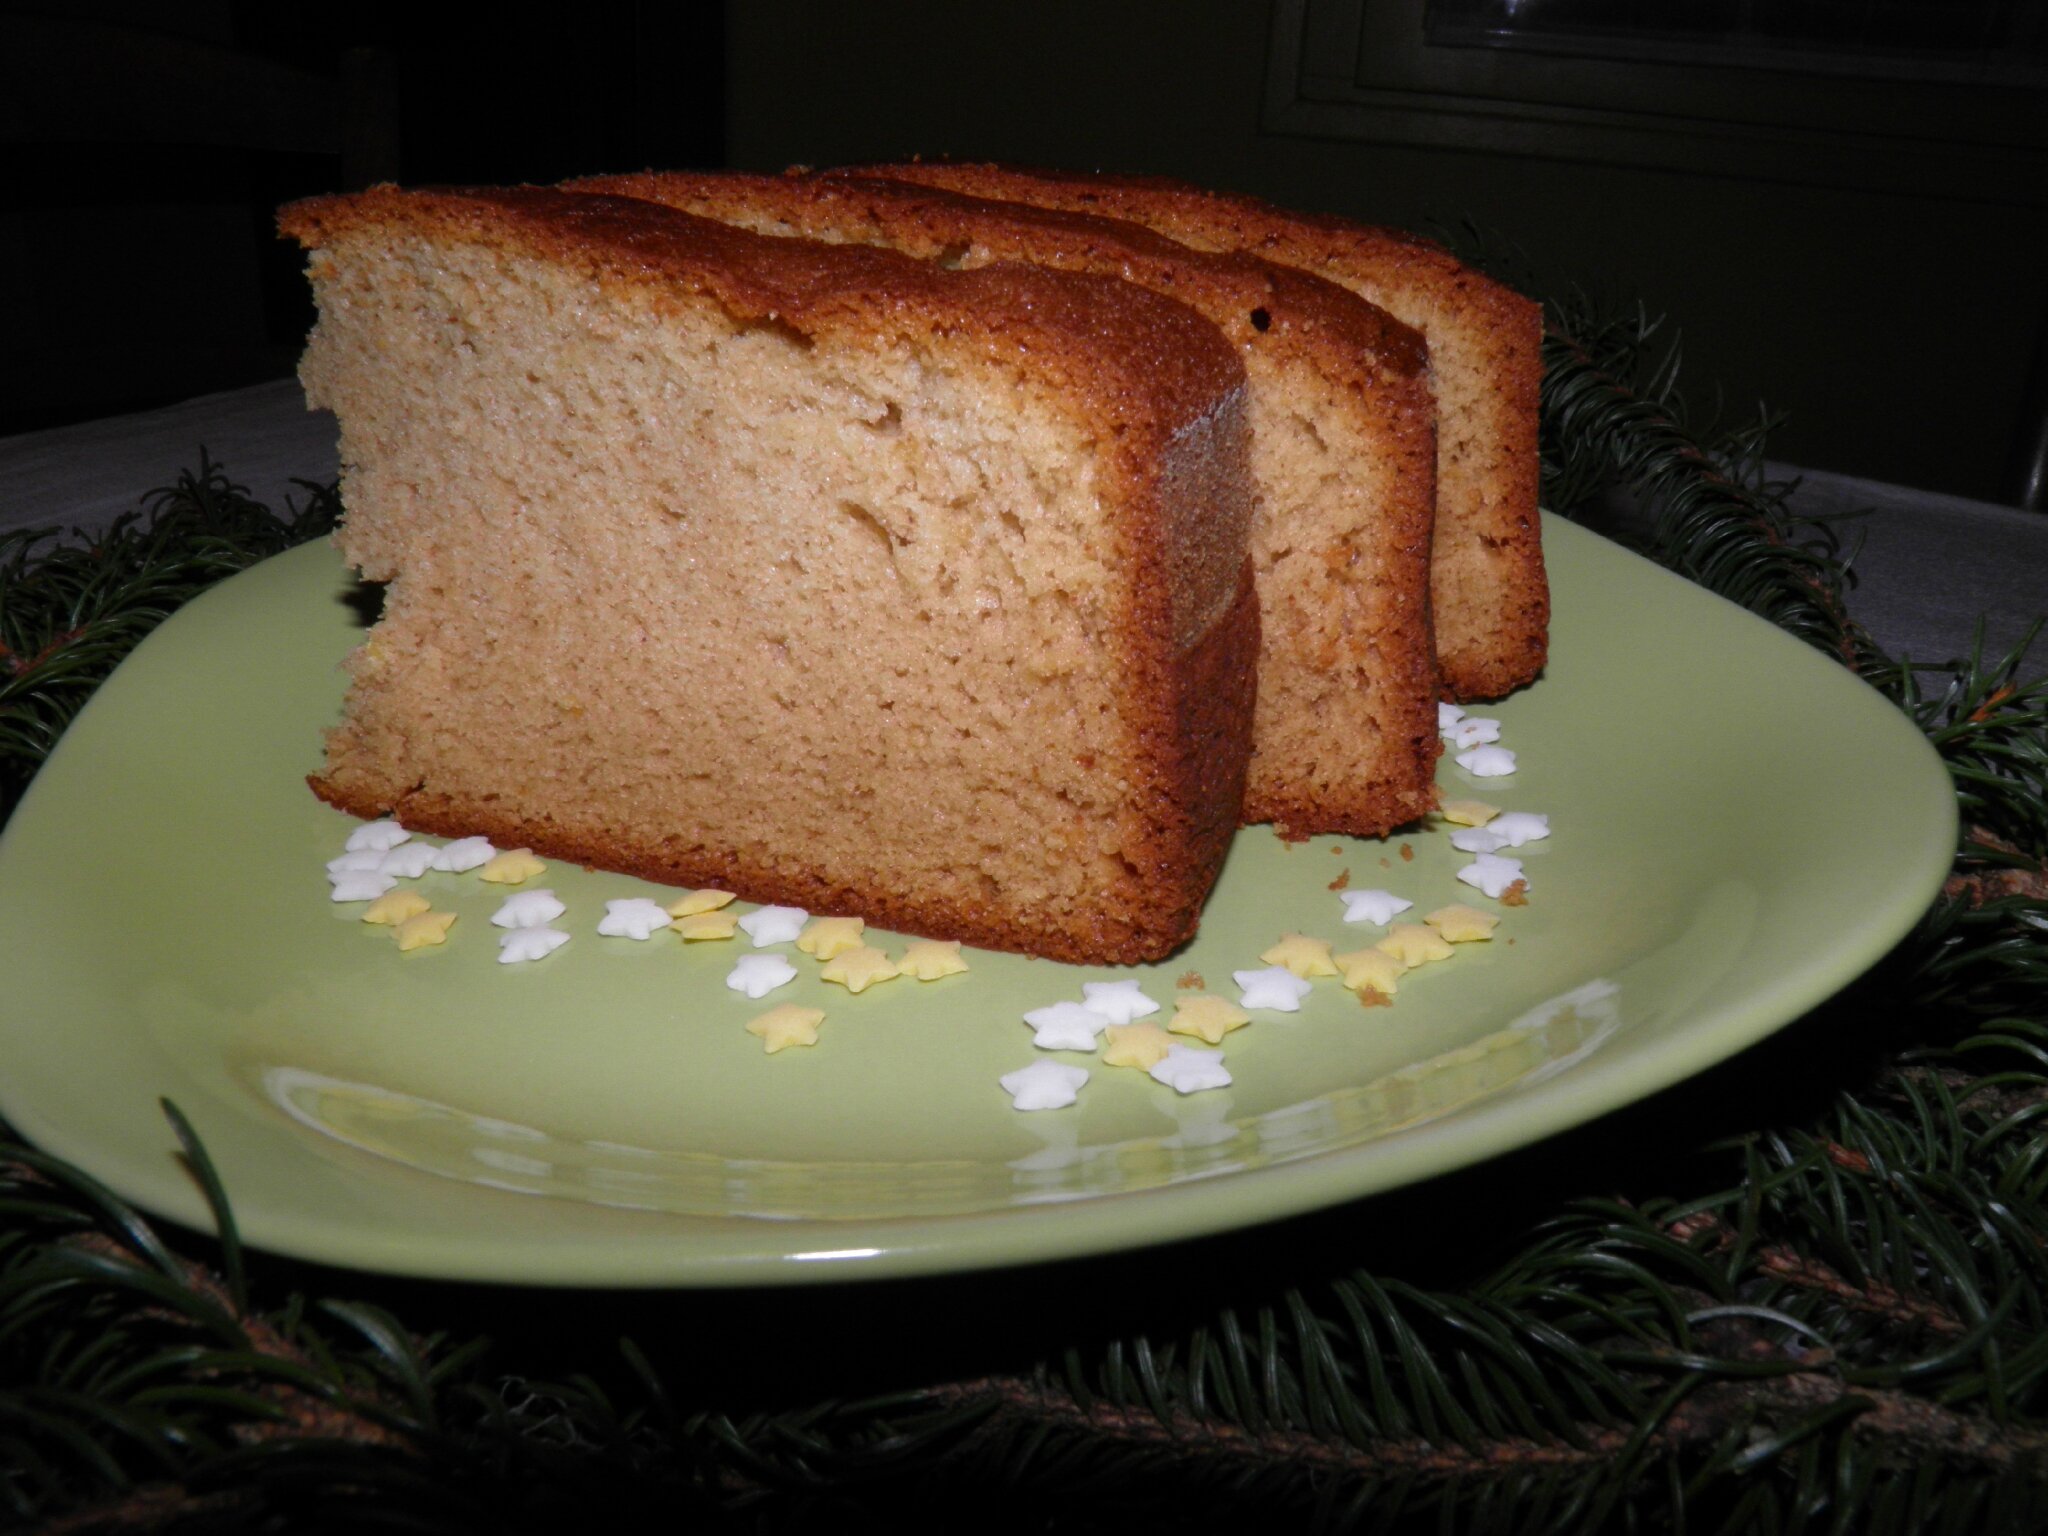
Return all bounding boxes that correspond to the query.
[1540,299,1879,676]
[0,456,338,824]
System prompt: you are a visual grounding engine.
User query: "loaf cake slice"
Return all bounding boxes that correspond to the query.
[570,169,1440,838]
[280,185,1260,964]
[861,162,1547,701]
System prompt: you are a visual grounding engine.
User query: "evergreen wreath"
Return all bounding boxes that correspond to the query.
[1,297,2044,1532]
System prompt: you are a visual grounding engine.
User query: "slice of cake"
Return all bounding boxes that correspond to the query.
[279,185,1260,964]
[569,169,1440,838]
[860,162,1548,702]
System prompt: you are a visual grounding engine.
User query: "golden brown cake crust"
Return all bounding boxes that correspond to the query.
[570,168,1442,837]
[859,161,1549,702]
[285,183,1260,963]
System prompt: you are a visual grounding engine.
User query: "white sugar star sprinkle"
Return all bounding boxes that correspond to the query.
[328,871,395,902]
[497,926,569,963]
[491,889,566,929]
[1149,1044,1233,1095]
[1080,980,1159,1024]
[1023,1001,1110,1051]
[326,849,385,875]
[1446,716,1501,748]
[597,897,672,940]
[726,952,798,998]
[1437,702,1465,731]
[432,836,496,873]
[999,1060,1090,1111]
[378,842,439,879]
[1450,825,1510,854]
[1234,966,1314,1012]
[345,818,410,852]
[1456,745,1517,777]
[1488,811,1550,847]
[737,905,808,947]
[1339,888,1413,926]
[1457,853,1527,899]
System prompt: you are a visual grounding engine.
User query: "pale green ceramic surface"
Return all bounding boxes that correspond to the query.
[0,516,1955,1285]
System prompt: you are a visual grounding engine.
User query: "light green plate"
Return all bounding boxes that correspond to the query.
[0,516,1955,1285]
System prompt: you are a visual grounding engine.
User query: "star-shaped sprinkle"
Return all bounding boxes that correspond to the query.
[898,940,969,980]
[345,818,410,852]
[674,910,739,941]
[1450,825,1510,854]
[999,1060,1089,1110]
[667,888,735,917]
[362,888,432,926]
[1334,947,1404,996]
[1150,1044,1233,1095]
[1102,1021,1176,1069]
[797,915,866,960]
[1457,853,1527,899]
[479,848,547,884]
[1339,889,1413,926]
[747,1004,825,1053]
[1488,811,1550,848]
[726,953,798,998]
[1261,932,1338,978]
[1446,716,1501,749]
[432,836,496,873]
[498,926,568,963]
[820,945,900,994]
[1437,702,1466,732]
[1080,980,1158,1024]
[597,898,672,939]
[1168,994,1250,1045]
[491,889,565,928]
[1023,1001,1109,1051]
[378,842,439,879]
[1234,966,1313,1012]
[1425,904,1499,942]
[326,848,385,874]
[329,871,396,902]
[1438,799,1498,827]
[1377,923,1456,968]
[394,910,457,951]
[1455,746,1517,778]
[738,904,807,947]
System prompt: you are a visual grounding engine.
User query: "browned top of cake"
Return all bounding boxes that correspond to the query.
[860,161,1530,326]
[574,169,1430,384]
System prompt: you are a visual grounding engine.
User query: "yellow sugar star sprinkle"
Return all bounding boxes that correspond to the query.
[1377,923,1456,968]
[1102,1021,1176,1069]
[820,944,900,994]
[674,909,740,941]
[1334,947,1404,996]
[393,910,457,951]
[1424,904,1499,943]
[898,940,969,981]
[746,1004,825,1053]
[1438,799,1499,827]
[362,889,432,926]
[1169,994,1250,1045]
[478,848,547,884]
[1260,932,1338,978]
[797,915,866,960]
[667,888,735,918]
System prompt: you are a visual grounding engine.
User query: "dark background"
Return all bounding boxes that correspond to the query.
[5,0,2045,504]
